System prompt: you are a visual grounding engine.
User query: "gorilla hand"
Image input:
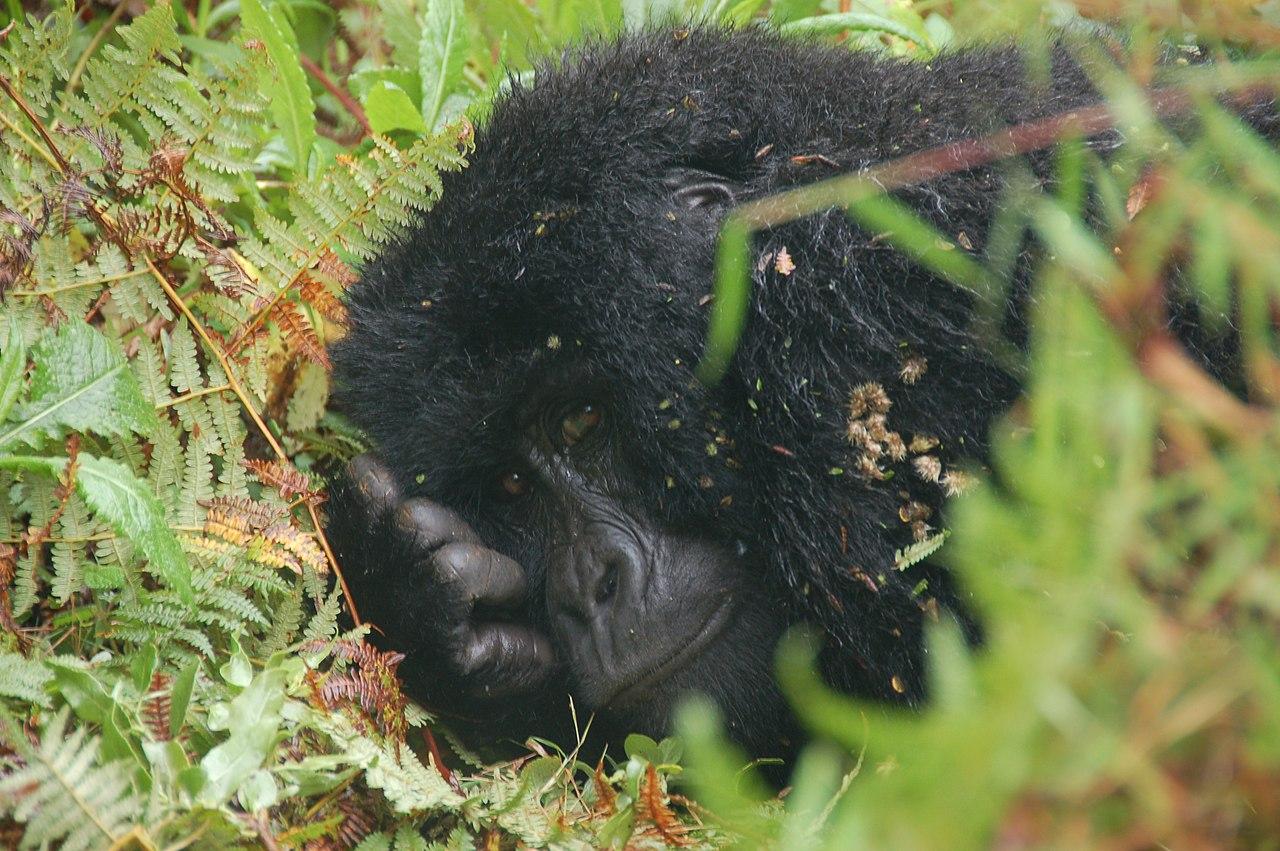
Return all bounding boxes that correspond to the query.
[342,454,557,702]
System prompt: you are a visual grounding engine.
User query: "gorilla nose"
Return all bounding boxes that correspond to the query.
[551,531,643,625]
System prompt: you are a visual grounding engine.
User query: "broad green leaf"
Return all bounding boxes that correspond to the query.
[348,67,421,103]
[770,0,821,25]
[198,662,288,806]
[380,0,423,72]
[240,0,317,174]
[238,769,280,812]
[0,316,25,426]
[76,455,193,604]
[623,733,662,764]
[279,0,337,60]
[364,80,429,134]
[779,11,928,47]
[170,659,200,739]
[473,0,548,68]
[0,321,157,450]
[0,454,192,603]
[130,643,158,693]
[722,0,768,26]
[419,0,469,130]
[46,660,142,766]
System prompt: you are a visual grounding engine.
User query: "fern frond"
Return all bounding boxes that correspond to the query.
[233,132,468,353]
[177,435,214,527]
[146,419,184,512]
[319,713,461,815]
[146,47,269,203]
[0,709,144,850]
[258,582,305,656]
[302,587,343,645]
[0,3,72,123]
[165,320,203,395]
[0,652,53,706]
[49,496,97,604]
[894,530,950,571]
[65,3,181,135]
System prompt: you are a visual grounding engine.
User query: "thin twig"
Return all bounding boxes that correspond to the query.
[156,384,233,409]
[729,82,1275,233]
[0,74,68,174]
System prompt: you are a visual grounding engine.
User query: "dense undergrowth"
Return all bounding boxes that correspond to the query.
[0,0,1278,847]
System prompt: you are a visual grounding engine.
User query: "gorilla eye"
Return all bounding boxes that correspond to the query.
[560,401,602,447]
[496,470,531,499]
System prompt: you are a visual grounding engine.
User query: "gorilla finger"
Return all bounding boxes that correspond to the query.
[395,498,480,551]
[457,623,556,697]
[433,542,528,610]
[348,454,401,517]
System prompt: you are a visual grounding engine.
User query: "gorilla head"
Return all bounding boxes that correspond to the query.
[326,26,1109,757]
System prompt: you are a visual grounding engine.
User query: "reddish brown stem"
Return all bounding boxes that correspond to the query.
[299,54,372,139]
[422,728,463,795]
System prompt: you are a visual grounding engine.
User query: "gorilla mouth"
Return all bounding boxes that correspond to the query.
[601,598,735,709]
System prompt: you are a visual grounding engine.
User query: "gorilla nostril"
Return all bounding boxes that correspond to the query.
[594,559,621,606]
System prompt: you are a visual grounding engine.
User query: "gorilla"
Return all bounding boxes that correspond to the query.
[325,26,1273,759]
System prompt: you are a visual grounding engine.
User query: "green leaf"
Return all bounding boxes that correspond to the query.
[238,768,280,812]
[240,0,317,174]
[623,733,662,764]
[46,660,142,766]
[348,67,421,102]
[198,661,288,806]
[169,658,199,739]
[364,80,429,134]
[846,193,993,297]
[770,0,820,25]
[0,321,157,450]
[0,454,192,603]
[419,0,469,130]
[722,0,767,26]
[130,643,158,693]
[75,454,193,604]
[0,316,25,426]
[779,11,928,47]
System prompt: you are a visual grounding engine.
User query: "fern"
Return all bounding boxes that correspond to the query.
[319,713,462,815]
[0,2,652,847]
[893,530,950,571]
[0,710,144,850]
[68,4,180,124]
[0,652,53,706]
[232,133,468,359]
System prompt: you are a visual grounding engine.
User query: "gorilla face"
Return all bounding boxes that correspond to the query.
[490,379,788,730]
[338,367,790,750]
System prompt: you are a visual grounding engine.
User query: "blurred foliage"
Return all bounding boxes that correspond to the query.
[0,0,1277,848]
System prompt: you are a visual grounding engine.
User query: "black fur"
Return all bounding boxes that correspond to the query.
[327,27,1275,752]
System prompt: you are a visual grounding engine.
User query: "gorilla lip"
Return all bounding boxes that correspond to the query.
[599,597,734,709]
